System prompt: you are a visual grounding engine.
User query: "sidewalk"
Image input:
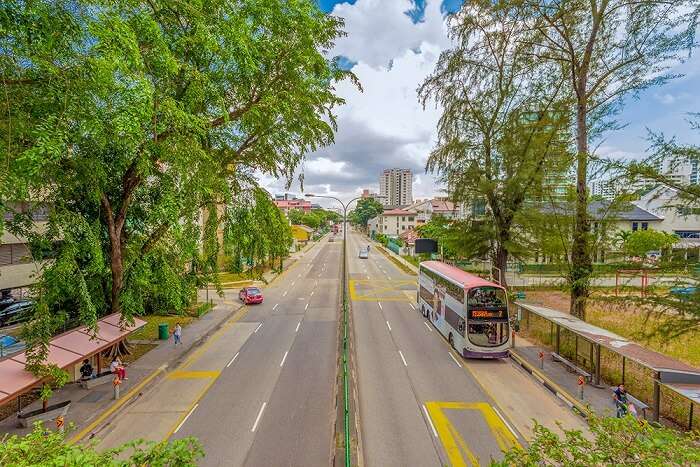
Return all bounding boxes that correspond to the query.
[0,244,309,441]
[511,334,617,419]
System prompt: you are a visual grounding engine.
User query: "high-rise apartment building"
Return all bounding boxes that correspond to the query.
[379,168,413,207]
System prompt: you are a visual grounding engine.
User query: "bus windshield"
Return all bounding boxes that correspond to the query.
[466,286,508,347]
[467,286,506,308]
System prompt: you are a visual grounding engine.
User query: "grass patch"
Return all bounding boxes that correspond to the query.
[130,315,195,341]
[122,342,158,365]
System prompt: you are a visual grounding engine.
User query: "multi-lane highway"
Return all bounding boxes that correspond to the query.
[94,228,585,466]
[347,229,586,466]
[95,239,341,466]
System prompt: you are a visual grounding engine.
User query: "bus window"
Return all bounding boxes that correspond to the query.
[467,322,508,347]
[467,287,506,308]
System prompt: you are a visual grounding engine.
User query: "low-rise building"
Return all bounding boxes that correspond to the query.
[405,198,460,224]
[1,202,49,293]
[368,209,416,238]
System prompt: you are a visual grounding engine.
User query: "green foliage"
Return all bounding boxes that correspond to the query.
[621,230,679,258]
[224,188,293,274]
[494,415,700,466]
[2,0,353,380]
[350,198,384,227]
[419,1,573,285]
[0,423,204,466]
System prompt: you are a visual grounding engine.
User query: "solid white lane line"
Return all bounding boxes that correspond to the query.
[174,404,198,434]
[305,303,309,310]
[378,302,383,310]
[386,321,392,331]
[449,352,463,368]
[226,352,239,368]
[493,406,518,439]
[423,322,432,332]
[280,351,289,367]
[399,350,408,367]
[409,303,415,310]
[273,303,279,310]
[423,405,438,438]
[283,291,288,297]
[295,321,301,332]
[251,402,267,432]
[254,323,263,333]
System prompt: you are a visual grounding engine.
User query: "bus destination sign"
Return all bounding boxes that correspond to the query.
[469,309,505,319]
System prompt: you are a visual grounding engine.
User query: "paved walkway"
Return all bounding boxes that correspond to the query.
[512,335,618,419]
[0,245,312,440]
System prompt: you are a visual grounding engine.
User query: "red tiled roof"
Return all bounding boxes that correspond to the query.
[381,208,411,216]
[399,228,419,245]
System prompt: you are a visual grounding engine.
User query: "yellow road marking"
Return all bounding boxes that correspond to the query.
[167,370,221,380]
[69,364,166,444]
[433,401,518,451]
[180,307,249,369]
[425,402,477,467]
[349,279,416,302]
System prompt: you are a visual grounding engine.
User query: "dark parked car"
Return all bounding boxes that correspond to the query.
[0,300,34,327]
[0,292,15,312]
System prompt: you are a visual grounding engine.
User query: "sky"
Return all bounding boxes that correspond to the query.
[260,0,700,206]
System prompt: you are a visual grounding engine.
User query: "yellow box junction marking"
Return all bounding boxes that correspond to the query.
[349,279,416,302]
[425,401,519,467]
[167,370,221,380]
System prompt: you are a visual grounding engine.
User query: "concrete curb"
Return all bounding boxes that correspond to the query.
[510,350,592,420]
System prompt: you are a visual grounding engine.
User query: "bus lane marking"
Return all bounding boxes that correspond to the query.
[449,352,463,368]
[174,404,198,434]
[424,402,477,467]
[422,404,438,437]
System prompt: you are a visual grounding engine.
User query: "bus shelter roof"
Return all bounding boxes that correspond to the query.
[516,302,700,404]
[0,314,145,406]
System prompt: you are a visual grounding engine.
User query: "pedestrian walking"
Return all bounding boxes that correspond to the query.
[173,323,182,346]
[613,383,628,417]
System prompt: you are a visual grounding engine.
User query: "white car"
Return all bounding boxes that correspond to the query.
[358,248,369,259]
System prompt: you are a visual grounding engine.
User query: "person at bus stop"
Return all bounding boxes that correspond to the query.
[79,359,94,380]
[613,383,628,417]
[110,357,127,381]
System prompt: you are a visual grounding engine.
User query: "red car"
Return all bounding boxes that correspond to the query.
[239,286,264,304]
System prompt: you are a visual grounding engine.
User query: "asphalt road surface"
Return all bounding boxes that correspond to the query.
[348,230,525,467]
[170,240,341,466]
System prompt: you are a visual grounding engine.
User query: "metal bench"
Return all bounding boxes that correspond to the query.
[551,352,591,382]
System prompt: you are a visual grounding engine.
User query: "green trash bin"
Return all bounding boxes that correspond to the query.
[158,323,169,340]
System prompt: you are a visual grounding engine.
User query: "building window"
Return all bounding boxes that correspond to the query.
[408,217,414,222]
[402,225,406,230]
[402,216,405,221]
[632,222,638,231]
[641,222,648,230]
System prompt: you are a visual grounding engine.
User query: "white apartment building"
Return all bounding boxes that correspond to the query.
[379,168,413,207]
[405,198,460,224]
[367,209,416,238]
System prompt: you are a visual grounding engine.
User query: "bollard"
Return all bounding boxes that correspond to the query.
[578,375,585,400]
[511,329,516,349]
[113,375,122,400]
[538,351,544,369]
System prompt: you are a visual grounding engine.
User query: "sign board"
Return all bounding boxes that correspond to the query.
[415,238,438,254]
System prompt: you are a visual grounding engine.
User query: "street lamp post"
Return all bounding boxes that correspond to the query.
[305,193,362,467]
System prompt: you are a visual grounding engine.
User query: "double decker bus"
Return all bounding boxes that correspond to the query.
[418,261,510,358]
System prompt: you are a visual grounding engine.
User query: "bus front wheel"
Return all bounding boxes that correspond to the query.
[448,332,454,348]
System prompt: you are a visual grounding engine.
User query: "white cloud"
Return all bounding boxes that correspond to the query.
[261,0,452,205]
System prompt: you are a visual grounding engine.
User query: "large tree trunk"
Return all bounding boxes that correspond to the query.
[494,242,509,289]
[109,238,124,315]
[570,102,592,320]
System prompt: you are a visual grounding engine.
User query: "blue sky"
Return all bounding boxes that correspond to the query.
[266,1,700,202]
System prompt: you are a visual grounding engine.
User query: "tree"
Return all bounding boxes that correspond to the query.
[419,1,572,287]
[2,0,354,373]
[0,423,203,466]
[522,0,699,319]
[493,415,700,466]
[621,229,678,259]
[350,198,384,228]
[224,188,293,274]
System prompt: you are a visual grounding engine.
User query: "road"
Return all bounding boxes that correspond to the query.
[347,229,587,466]
[97,239,341,467]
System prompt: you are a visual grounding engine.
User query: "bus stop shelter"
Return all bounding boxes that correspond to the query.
[0,313,146,409]
[515,302,700,427]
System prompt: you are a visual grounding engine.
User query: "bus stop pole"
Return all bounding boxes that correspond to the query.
[653,373,661,422]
